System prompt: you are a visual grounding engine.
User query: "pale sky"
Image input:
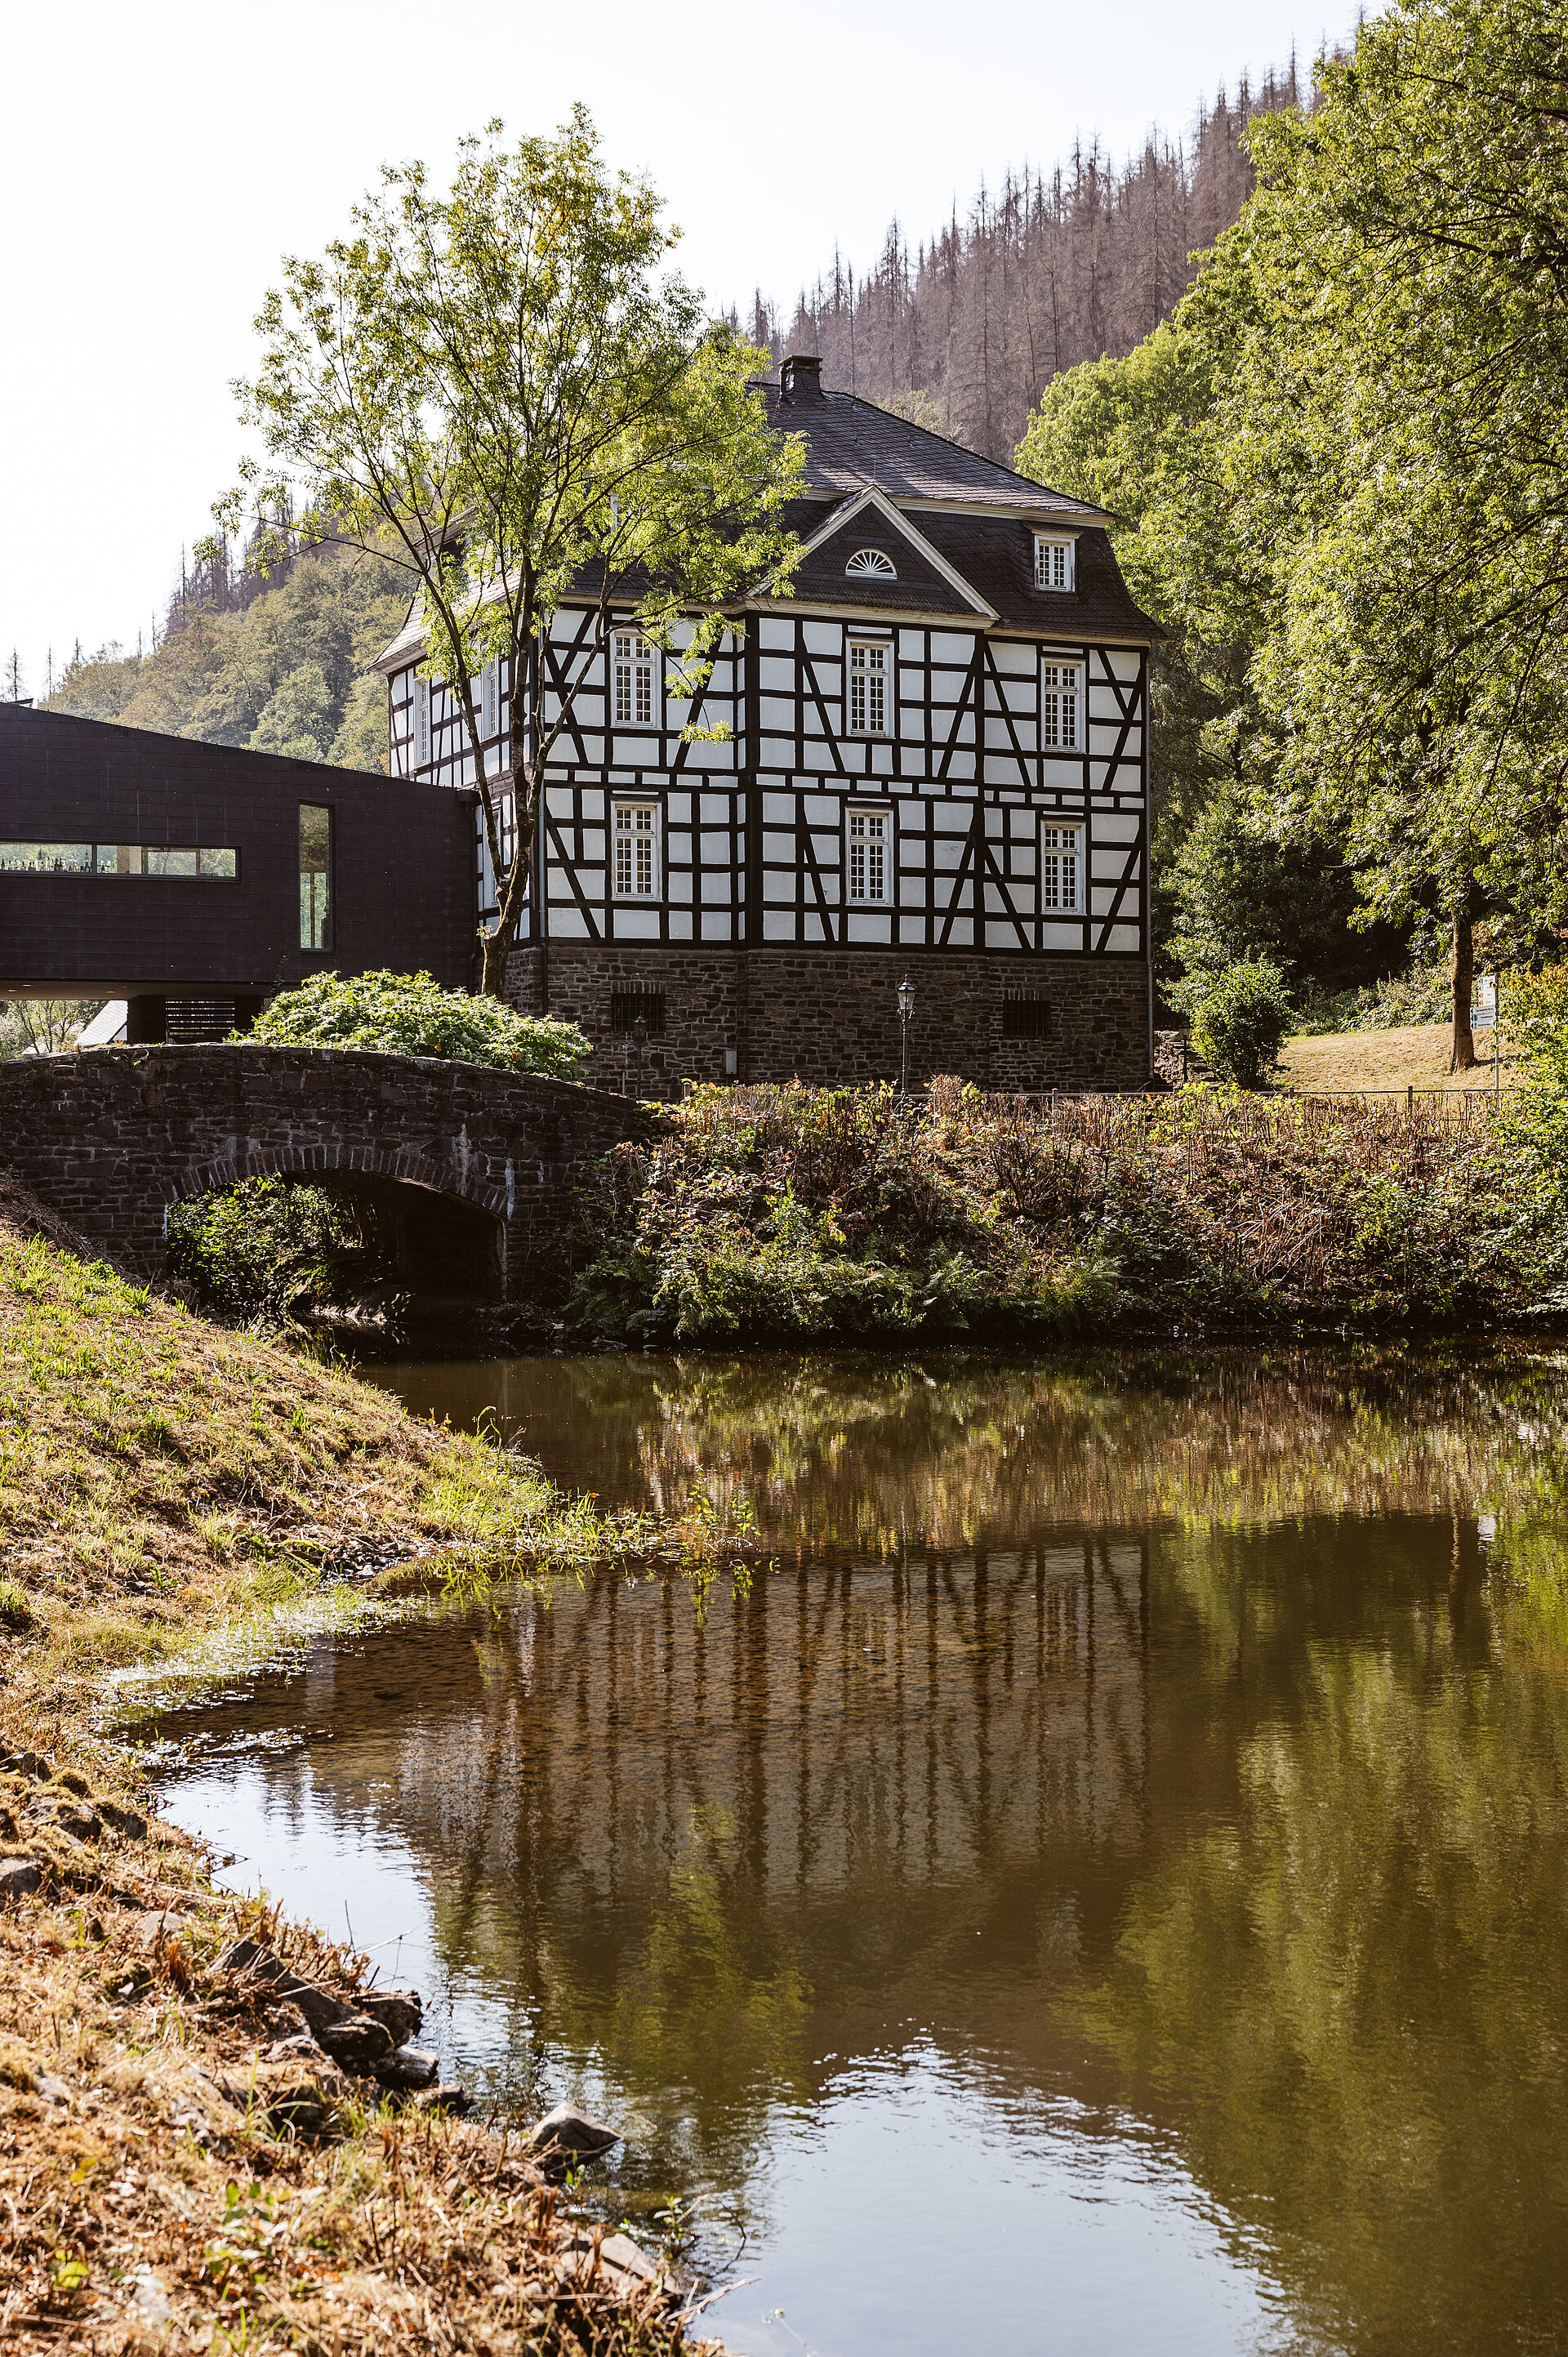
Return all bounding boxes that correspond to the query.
[1,0,1330,694]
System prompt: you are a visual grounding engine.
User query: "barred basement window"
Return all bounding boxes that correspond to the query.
[165,1000,238,1044]
[1034,534,1076,591]
[1041,665,1080,751]
[610,990,666,1036]
[1003,994,1054,1039]
[1041,822,1084,912]
[847,807,890,904]
[612,631,656,728]
[613,802,660,898]
[848,639,889,736]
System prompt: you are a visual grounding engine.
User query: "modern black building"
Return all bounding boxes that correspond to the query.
[0,704,476,1040]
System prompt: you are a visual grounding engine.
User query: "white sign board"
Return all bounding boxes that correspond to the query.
[1474,973,1496,1031]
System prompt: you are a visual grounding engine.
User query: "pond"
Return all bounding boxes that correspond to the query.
[147,1347,1568,2355]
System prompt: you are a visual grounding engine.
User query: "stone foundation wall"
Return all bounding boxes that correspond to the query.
[506,945,1151,1094]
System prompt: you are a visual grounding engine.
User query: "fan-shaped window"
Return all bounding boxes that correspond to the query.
[845,547,898,579]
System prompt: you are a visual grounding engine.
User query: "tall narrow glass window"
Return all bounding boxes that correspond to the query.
[613,802,659,898]
[613,632,656,728]
[300,804,332,949]
[847,808,889,903]
[848,640,889,736]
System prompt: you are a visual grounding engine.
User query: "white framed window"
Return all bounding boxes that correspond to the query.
[845,547,898,579]
[479,661,499,740]
[1041,662,1081,750]
[846,806,891,904]
[612,631,657,728]
[1034,535,1076,592]
[1041,822,1084,913]
[848,638,889,736]
[412,676,431,769]
[613,801,660,898]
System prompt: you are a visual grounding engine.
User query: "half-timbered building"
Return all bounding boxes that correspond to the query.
[376,354,1158,1093]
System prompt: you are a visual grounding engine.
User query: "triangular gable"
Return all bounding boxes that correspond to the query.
[768,485,998,620]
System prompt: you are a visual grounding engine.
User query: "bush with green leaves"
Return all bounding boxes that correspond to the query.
[1189,957,1294,1089]
[247,970,590,1078]
[167,1177,385,1324]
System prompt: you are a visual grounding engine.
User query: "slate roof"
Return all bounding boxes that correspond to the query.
[916,513,1160,642]
[759,383,1104,519]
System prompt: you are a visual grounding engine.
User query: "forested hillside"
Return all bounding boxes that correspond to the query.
[42,539,405,772]
[749,66,1305,464]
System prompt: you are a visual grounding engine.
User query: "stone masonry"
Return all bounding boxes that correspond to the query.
[506,945,1151,1097]
[0,1046,637,1299]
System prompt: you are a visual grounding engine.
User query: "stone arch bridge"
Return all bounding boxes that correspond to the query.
[0,1046,639,1303]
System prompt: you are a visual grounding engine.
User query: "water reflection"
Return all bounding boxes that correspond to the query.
[154,1348,1568,2355]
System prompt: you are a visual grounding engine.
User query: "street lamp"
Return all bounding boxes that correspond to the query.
[897,974,915,1098]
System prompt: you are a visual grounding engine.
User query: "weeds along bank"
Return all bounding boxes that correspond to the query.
[568,1080,1556,1344]
[0,1184,711,2355]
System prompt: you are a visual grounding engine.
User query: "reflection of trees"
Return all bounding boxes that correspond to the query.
[162,1351,1568,2346]
[1083,1527,1568,2350]
[377,1345,1568,1553]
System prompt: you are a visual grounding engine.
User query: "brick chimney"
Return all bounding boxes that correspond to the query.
[779,354,825,403]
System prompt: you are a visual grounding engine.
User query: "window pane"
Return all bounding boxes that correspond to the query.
[146,847,199,876]
[300,804,332,950]
[199,847,237,879]
[0,842,93,872]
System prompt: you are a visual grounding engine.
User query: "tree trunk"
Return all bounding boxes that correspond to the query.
[478,649,537,1000]
[1449,901,1476,1072]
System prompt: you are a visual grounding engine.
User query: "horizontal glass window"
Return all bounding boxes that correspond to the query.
[0,842,238,878]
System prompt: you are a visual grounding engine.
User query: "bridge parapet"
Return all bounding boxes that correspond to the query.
[0,1045,639,1299]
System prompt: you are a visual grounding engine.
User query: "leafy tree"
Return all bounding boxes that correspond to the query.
[248,968,590,1078]
[212,109,805,996]
[1214,0,1568,1069]
[0,1000,105,1058]
[1167,779,1394,999]
[248,662,332,760]
[330,675,387,771]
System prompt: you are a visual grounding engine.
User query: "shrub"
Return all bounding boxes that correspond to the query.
[247,970,590,1079]
[1190,957,1294,1089]
[167,1178,384,1325]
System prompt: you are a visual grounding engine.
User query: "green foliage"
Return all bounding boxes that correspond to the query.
[248,662,333,761]
[1187,957,1294,1089]
[166,1178,380,1325]
[247,969,590,1078]
[216,107,806,991]
[44,543,405,767]
[0,1000,105,1058]
[1167,780,1388,1000]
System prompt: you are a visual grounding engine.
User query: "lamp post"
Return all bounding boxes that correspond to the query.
[897,974,915,1100]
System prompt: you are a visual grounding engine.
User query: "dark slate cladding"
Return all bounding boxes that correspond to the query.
[791,510,977,615]
[0,703,475,998]
[917,515,1160,641]
[759,382,1101,517]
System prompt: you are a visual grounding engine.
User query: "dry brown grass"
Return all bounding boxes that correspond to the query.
[0,1735,702,2357]
[1278,1023,1516,1096]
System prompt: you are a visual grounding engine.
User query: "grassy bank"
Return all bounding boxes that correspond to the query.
[568,1079,1541,1344]
[0,1185,710,2354]
[0,1178,604,1696]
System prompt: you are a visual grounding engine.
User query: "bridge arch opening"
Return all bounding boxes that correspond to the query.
[167,1161,508,1325]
